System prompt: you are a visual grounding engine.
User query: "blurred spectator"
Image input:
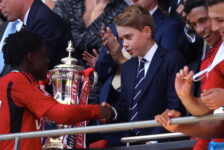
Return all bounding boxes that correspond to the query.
[158,0,171,15]
[53,0,127,105]
[169,0,186,22]
[54,0,128,68]
[0,0,71,77]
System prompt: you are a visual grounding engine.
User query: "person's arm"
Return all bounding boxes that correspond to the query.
[155,109,224,138]
[44,103,115,124]
[45,103,100,124]
[175,66,211,116]
[14,78,114,124]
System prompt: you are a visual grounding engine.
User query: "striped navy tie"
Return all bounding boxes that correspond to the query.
[131,58,146,135]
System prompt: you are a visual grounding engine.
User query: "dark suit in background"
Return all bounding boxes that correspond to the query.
[153,8,182,51]
[169,0,185,24]
[0,0,71,77]
[26,0,71,69]
[0,22,9,78]
[0,22,8,38]
[177,32,204,64]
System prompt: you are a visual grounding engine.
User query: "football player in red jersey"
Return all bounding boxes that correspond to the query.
[0,30,114,150]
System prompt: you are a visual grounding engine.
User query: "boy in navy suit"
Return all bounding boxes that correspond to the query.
[102,5,186,146]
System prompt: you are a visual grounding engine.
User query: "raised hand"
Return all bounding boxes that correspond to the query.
[201,88,224,110]
[175,66,194,100]
[82,49,99,67]
[101,26,126,64]
[155,109,182,132]
[98,102,115,123]
[101,26,120,52]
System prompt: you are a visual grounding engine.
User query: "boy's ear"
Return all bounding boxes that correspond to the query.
[143,26,152,38]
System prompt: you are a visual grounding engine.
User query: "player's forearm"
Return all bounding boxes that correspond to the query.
[174,121,224,138]
[180,96,210,116]
[45,103,101,124]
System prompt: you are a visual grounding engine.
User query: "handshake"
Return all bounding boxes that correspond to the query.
[98,102,116,123]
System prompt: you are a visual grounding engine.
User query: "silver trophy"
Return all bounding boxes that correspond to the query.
[44,41,97,149]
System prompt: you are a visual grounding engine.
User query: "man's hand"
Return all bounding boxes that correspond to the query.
[82,49,99,67]
[201,88,224,110]
[175,66,194,100]
[155,109,182,132]
[98,102,115,123]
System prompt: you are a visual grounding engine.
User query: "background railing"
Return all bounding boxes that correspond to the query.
[1,113,224,150]
[121,132,187,146]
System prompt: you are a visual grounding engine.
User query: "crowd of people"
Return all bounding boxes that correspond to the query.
[0,0,224,149]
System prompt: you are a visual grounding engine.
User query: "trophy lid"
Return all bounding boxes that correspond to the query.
[51,41,83,72]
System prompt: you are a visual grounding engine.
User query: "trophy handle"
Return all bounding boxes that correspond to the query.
[91,71,98,90]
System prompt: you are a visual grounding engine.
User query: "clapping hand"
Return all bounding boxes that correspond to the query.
[82,49,99,67]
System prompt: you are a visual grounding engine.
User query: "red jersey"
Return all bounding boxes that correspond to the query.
[194,41,224,150]
[200,41,224,91]
[0,71,57,150]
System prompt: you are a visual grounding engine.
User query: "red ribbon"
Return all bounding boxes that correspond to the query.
[75,67,94,148]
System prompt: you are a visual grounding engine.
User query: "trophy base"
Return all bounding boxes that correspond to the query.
[44,137,66,150]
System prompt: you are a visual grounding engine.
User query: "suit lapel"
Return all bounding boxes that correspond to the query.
[26,0,41,30]
[0,22,8,40]
[136,46,165,102]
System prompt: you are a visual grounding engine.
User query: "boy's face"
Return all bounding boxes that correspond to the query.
[187,6,220,47]
[116,25,151,57]
[29,45,50,80]
[0,0,23,21]
[208,2,224,40]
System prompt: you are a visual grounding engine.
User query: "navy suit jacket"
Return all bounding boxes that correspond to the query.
[116,46,185,135]
[26,0,71,69]
[0,22,9,78]
[0,0,71,77]
[153,8,182,51]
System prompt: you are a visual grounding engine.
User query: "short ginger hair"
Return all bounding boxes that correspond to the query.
[114,5,155,38]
